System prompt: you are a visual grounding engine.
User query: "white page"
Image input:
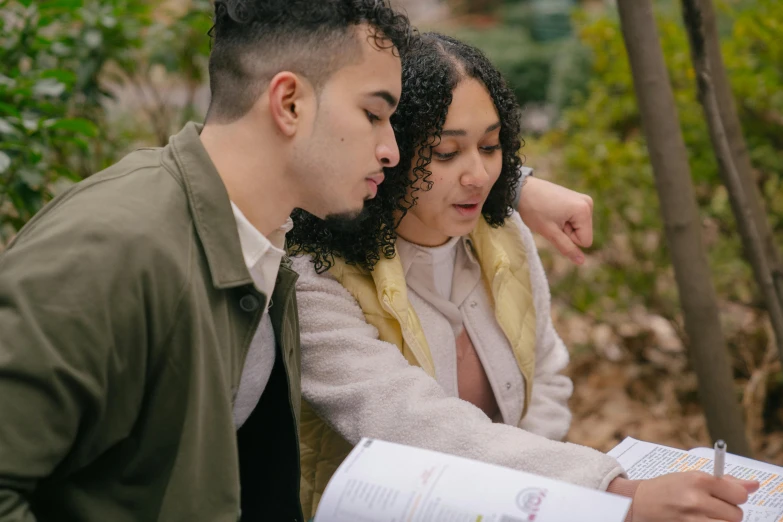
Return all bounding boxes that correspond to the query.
[315,438,631,522]
[690,446,783,476]
[609,437,783,521]
[689,446,783,516]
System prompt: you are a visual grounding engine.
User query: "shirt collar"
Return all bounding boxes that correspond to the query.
[230,202,292,270]
[395,235,477,277]
[462,236,479,264]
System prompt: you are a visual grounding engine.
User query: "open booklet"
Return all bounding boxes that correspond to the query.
[314,438,631,522]
[608,437,783,521]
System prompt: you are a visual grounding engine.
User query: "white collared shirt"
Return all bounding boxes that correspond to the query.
[231,202,293,429]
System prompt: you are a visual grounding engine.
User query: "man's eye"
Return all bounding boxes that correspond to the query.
[366,111,380,123]
[481,144,502,153]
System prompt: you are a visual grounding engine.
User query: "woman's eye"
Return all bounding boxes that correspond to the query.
[481,144,502,153]
[366,111,380,123]
[433,150,458,161]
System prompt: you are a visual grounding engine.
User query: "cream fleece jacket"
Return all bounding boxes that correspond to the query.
[292,213,625,490]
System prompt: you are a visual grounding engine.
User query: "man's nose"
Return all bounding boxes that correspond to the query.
[377,125,400,168]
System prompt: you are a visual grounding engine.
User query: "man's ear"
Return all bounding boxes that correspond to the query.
[267,72,311,137]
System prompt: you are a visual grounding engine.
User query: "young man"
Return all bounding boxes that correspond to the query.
[0,1,412,521]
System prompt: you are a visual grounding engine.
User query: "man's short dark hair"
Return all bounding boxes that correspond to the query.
[206,0,414,123]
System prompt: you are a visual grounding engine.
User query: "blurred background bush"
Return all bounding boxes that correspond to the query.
[1,0,781,458]
[0,0,211,242]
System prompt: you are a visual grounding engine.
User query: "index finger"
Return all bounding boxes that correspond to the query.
[709,476,753,506]
[566,214,593,248]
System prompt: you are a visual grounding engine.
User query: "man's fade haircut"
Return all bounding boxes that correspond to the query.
[206,0,415,123]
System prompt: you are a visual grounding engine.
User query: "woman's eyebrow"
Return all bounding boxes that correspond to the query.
[441,121,501,137]
[441,129,466,137]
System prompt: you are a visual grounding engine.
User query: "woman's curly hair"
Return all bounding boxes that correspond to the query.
[287,32,523,273]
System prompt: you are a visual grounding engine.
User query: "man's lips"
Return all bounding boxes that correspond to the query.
[366,172,385,186]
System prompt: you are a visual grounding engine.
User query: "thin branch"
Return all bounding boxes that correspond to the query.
[682,0,783,367]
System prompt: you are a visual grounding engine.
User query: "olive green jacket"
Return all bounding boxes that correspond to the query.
[0,123,303,521]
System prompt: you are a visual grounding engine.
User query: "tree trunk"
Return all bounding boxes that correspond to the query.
[616,0,750,456]
[681,0,783,365]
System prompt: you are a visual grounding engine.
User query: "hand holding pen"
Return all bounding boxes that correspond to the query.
[627,439,759,522]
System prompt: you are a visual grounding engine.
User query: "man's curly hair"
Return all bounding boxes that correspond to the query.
[287,32,523,272]
[206,0,414,123]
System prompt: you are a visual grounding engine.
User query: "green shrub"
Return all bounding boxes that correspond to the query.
[0,0,151,244]
[0,0,212,246]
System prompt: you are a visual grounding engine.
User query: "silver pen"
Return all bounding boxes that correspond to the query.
[714,440,726,478]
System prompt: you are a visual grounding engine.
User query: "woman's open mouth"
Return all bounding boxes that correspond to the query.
[453,202,480,216]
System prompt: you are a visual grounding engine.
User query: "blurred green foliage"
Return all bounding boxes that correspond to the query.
[446,0,592,115]
[0,0,211,245]
[0,0,144,241]
[530,1,783,322]
[723,2,783,205]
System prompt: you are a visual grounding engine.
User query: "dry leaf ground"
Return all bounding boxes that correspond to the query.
[547,260,783,462]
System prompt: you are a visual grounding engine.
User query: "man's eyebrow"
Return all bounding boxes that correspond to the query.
[369,90,398,108]
[441,122,502,137]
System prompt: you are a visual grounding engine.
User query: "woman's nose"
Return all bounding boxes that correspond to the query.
[461,154,491,187]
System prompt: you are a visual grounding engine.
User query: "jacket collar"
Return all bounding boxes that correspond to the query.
[165,122,254,290]
[395,235,478,279]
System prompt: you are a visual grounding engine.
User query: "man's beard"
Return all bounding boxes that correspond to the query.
[321,202,372,234]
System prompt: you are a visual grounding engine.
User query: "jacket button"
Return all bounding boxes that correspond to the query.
[470,301,478,308]
[239,294,260,312]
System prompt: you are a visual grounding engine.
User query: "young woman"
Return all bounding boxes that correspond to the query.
[288,33,756,522]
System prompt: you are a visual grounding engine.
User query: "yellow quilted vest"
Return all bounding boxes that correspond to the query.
[299,217,538,518]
